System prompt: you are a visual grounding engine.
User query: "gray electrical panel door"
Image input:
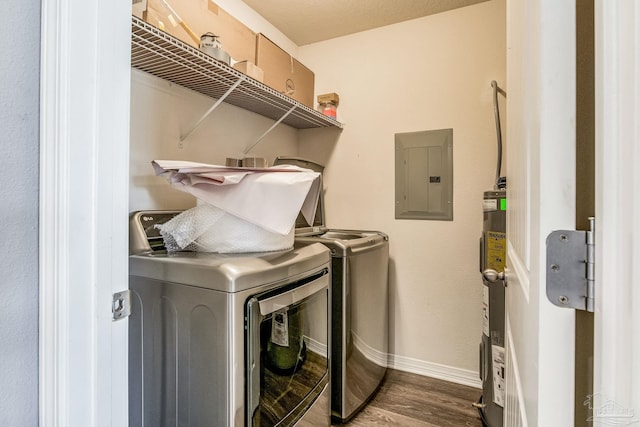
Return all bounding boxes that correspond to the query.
[395,128,453,220]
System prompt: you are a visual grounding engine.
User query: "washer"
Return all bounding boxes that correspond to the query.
[128,211,332,427]
[273,157,390,423]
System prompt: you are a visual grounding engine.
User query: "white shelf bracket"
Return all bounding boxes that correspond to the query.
[178,75,246,147]
[244,105,297,154]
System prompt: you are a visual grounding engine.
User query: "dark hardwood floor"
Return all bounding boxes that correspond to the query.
[336,369,483,427]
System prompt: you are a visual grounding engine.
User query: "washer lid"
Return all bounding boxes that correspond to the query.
[296,229,388,256]
[273,156,325,229]
[129,242,330,292]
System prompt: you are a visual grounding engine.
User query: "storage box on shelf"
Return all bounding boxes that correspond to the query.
[143,0,256,63]
[255,34,315,109]
[233,60,264,83]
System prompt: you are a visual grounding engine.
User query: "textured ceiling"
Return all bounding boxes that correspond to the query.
[241,0,490,46]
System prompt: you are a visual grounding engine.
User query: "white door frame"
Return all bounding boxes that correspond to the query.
[39,0,131,425]
[592,1,640,425]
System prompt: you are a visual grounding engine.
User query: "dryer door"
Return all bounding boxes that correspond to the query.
[246,270,330,426]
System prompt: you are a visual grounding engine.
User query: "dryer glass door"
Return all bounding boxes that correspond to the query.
[246,271,329,426]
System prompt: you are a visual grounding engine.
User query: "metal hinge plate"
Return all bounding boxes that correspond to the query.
[546,218,595,312]
[112,290,131,321]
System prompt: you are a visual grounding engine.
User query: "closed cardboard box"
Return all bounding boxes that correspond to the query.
[144,0,256,63]
[255,34,315,108]
[132,0,147,19]
[232,61,264,82]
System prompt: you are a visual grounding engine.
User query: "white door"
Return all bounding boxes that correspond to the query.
[506,1,640,426]
[504,1,577,425]
[592,1,640,426]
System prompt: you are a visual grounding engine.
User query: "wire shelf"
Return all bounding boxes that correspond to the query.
[131,16,343,130]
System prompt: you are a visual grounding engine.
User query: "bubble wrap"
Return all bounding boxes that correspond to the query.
[156,204,294,253]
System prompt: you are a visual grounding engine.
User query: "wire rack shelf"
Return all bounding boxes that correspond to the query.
[131,16,343,130]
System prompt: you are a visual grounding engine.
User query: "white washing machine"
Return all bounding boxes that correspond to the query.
[128,211,332,427]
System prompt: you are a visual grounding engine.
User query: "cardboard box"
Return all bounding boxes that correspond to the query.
[132,0,147,19]
[255,34,315,108]
[232,61,264,83]
[317,92,339,106]
[144,0,256,63]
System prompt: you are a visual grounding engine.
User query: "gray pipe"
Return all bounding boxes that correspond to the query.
[491,80,504,189]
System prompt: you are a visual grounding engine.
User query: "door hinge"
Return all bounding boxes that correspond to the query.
[546,217,595,312]
[112,290,131,321]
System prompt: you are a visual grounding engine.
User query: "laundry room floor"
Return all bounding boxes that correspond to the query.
[337,369,483,427]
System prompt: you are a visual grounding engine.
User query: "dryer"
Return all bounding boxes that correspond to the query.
[128,211,332,427]
[273,157,390,423]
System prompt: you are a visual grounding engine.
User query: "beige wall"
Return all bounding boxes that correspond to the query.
[298,0,506,376]
[129,69,299,211]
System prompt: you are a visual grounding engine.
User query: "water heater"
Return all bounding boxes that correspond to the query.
[478,189,506,426]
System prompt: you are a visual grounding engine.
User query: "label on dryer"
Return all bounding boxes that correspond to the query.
[271,309,289,347]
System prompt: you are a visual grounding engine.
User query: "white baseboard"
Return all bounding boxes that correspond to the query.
[304,335,328,358]
[349,332,482,389]
[308,329,482,390]
[388,353,482,389]
[352,332,389,367]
